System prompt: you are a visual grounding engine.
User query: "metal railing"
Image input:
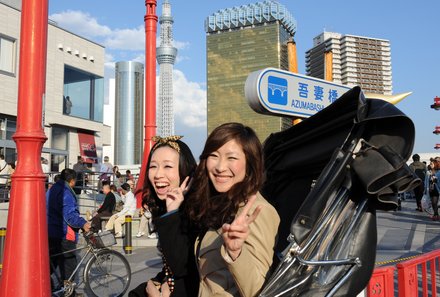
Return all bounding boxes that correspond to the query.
[0,172,139,204]
[365,249,440,296]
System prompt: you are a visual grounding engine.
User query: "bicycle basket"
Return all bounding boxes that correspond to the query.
[87,230,117,248]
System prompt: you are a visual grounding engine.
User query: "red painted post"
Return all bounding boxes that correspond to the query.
[0,0,50,296]
[135,0,158,207]
[431,258,437,297]
[397,264,418,297]
[366,266,395,297]
[397,249,440,297]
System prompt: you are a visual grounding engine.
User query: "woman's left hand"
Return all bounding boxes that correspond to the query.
[221,194,262,261]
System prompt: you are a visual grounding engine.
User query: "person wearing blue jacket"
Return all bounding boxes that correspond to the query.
[47,168,91,293]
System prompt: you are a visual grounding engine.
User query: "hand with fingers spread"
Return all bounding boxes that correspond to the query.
[165,176,192,213]
[222,194,262,261]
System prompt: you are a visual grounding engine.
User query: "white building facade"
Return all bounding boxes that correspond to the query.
[0,0,110,171]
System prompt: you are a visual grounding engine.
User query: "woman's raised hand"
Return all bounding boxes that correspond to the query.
[165,176,191,212]
[221,194,262,261]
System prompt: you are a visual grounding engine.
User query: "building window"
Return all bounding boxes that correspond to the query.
[63,65,104,122]
[0,117,16,140]
[52,126,68,151]
[51,126,68,172]
[0,35,16,75]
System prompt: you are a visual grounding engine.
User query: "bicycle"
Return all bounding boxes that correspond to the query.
[50,230,131,297]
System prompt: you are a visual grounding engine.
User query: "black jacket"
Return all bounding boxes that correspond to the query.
[154,210,199,297]
[97,192,116,214]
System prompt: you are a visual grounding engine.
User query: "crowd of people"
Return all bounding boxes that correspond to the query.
[409,153,440,221]
[0,120,431,297]
[45,122,281,297]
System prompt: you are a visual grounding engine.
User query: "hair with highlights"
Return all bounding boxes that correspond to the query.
[186,122,264,230]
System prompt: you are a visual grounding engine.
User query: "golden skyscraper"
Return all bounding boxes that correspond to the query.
[206,1,296,142]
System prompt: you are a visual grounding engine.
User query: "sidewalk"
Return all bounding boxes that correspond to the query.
[375,197,440,266]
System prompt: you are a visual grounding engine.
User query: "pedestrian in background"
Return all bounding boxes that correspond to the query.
[431,158,440,221]
[90,183,116,231]
[105,182,136,238]
[409,154,427,212]
[46,168,91,294]
[72,156,91,195]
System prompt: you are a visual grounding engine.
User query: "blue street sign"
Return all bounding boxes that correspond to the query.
[245,68,351,118]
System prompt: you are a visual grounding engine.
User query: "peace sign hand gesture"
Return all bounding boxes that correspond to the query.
[222,194,262,261]
[165,176,192,213]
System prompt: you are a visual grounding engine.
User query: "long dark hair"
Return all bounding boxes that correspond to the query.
[142,139,196,218]
[186,123,264,230]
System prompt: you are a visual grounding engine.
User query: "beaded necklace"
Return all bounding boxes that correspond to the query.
[160,249,175,293]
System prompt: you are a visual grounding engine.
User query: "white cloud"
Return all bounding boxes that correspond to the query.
[104,26,145,50]
[49,10,112,38]
[174,40,190,50]
[132,54,146,64]
[176,55,190,63]
[171,70,207,128]
[104,53,116,70]
[51,10,190,54]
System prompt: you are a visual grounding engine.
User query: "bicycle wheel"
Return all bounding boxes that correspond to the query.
[84,249,131,297]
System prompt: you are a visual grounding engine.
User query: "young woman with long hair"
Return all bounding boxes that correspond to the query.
[129,136,199,297]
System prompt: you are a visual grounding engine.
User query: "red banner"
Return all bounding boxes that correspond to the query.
[78,132,97,163]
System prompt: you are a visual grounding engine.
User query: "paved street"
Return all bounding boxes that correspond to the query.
[71,197,439,296]
[376,198,440,265]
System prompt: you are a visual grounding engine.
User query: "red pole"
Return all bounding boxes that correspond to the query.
[135,0,158,207]
[0,0,49,296]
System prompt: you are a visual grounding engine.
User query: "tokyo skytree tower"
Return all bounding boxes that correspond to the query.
[157,0,177,137]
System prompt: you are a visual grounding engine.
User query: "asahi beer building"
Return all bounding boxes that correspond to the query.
[205,0,296,142]
[0,0,110,171]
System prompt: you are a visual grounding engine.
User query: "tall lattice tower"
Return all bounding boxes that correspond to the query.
[157,0,177,137]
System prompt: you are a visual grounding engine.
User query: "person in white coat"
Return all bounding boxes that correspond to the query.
[105,182,137,237]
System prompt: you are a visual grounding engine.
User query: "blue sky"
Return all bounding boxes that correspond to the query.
[49,0,440,159]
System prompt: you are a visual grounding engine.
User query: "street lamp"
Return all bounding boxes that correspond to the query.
[0,0,50,295]
[135,0,158,207]
[430,96,440,110]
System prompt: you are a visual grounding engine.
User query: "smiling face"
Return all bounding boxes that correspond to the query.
[206,139,247,193]
[148,146,180,200]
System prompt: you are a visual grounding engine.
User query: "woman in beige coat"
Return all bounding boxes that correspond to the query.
[186,122,280,296]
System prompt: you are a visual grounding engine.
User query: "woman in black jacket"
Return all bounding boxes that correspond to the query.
[129,136,199,297]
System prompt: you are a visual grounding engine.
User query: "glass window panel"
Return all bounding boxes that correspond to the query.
[93,77,104,122]
[63,65,103,122]
[0,119,6,140]
[6,120,16,140]
[5,148,16,164]
[0,37,15,74]
[52,126,68,150]
[51,154,67,172]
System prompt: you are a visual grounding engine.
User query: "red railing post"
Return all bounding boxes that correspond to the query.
[397,250,440,297]
[431,258,437,297]
[366,266,395,297]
